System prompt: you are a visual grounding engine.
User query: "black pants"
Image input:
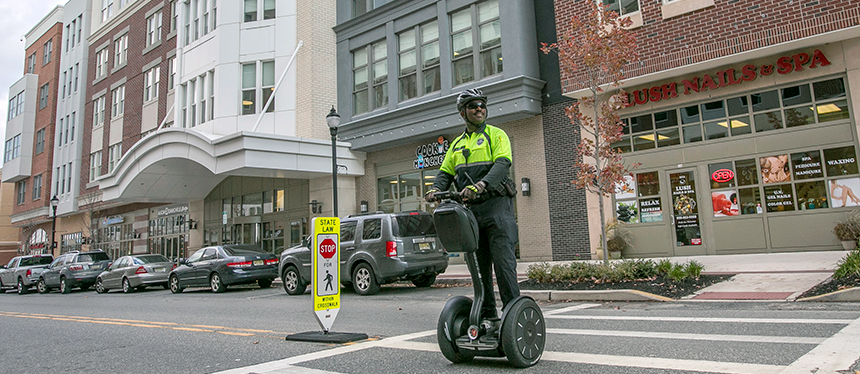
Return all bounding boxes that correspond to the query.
[469,195,520,315]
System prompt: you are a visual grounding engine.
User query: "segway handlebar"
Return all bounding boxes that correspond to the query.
[433,190,462,202]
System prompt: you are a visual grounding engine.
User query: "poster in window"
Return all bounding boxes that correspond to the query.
[712,191,739,217]
[670,171,701,246]
[760,154,791,184]
[829,177,860,208]
[636,171,660,196]
[763,184,795,212]
[791,151,823,180]
[639,197,663,222]
[616,200,639,223]
[614,175,636,200]
[824,146,859,177]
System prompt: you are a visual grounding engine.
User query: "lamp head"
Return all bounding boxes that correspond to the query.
[326,106,341,129]
[50,195,59,208]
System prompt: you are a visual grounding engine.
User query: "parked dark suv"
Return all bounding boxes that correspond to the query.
[38,251,112,294]
[279,211,448,296]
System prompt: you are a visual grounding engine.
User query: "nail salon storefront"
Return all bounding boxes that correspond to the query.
[608,41,860,257]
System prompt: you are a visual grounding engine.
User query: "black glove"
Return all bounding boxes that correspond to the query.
[460,181,486,201]
[424,189,439,203]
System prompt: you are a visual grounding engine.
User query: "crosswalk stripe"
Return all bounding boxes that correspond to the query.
[543,303,601,315]
[546,328,825,344]
[391,340,785,374]
[546,315,855,324]
[780,316,860,373]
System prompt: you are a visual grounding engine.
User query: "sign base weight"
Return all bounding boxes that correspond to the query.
[285,331,368,344]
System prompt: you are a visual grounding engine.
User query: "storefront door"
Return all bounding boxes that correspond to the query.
[668,169,706,256]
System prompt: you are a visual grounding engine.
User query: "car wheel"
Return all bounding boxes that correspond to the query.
[122,278,135,293]
[282,266,306,295]
[169,275,183,294]
[95,279,108,294]
[17,278,28,295]
[258,279,272,289]
[37,279,49,294]
[210,273,225,293]
[60,277,70,294]
[411,274,437,288]
[352,263,380,296]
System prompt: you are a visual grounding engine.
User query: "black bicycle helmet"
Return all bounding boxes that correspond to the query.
[456,88,487,112]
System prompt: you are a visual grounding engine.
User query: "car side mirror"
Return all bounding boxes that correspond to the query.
[178,258,187,265]
[1,265,6,269]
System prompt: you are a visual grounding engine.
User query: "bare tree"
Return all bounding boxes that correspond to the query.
[541,2,639,263]
[76,191,106,249]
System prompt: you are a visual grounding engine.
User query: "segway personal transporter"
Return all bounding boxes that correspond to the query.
[432,191,545,368]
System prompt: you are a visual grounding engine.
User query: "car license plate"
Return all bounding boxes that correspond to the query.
[253,260,264,266]
[154,268,166,273]
[418,242,431,251]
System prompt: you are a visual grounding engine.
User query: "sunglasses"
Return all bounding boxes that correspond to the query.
[466,102,486,110]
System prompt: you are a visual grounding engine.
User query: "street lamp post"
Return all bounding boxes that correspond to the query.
[50,195,59,255]
[326,106,341,218]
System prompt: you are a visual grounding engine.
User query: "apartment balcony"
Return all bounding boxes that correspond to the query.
[2,74,39,183]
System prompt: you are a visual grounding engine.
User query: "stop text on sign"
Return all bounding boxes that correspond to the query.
[712,169,735,183]
[320,239,336,259]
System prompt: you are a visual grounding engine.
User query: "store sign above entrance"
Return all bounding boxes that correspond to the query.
[711,169,735,183]
[102,215,124,226]
[626,49,832,108]
[414,136,449,170]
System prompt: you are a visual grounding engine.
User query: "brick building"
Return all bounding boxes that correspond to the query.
[2,7,64,255]
[552,0,860,257]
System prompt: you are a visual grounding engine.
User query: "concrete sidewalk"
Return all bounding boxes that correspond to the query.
[436,250,860,302]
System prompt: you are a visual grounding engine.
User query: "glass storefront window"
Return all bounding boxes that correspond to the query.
[791,151,823,180]
[243,193,262,216]
[736,159,759,186]
[263,190,273,213]
[621,77,851,154]
[615,172,662,223]
[738,187,762,214]
[763,184,795,212]
[232,196,242,217]
[760,154,791,184]
[795,181,827,210]
[400,172,421,200]
[707,161,735,189]
[276,189,285,212]
[378,175,398,207]
[824,146,859,176]
[223,198,231,218]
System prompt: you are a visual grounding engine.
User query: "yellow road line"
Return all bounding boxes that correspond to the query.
[0,311,290,338]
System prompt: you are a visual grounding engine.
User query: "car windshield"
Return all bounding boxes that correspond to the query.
[133,255,170,264]
[223,245,266,256]
[20,256,53,266]
[393,214,436,236]
[78,252,110,262]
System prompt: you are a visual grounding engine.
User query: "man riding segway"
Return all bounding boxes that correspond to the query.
[427,89,544,367]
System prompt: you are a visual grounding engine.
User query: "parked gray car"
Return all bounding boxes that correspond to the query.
[38,251,112,294]
[0,254,54,294]
[279,211,448,296]
[95,254,174,293]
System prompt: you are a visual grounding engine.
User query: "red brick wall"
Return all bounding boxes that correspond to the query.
[554,0,860,87]
[13,23,63,216]
[81,0,175,195]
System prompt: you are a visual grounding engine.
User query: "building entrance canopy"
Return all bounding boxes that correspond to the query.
[96,129,365,203]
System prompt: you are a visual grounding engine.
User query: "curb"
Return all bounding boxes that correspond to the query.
[796,287,860,302]
[521,289,672,302]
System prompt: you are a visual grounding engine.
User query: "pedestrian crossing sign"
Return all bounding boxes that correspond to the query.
[312,217,340,332]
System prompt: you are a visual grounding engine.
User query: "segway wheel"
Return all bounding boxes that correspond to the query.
[437,296,476,364]
[501,297,545,368]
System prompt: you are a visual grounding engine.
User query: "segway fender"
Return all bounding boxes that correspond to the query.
[439,296,472,342]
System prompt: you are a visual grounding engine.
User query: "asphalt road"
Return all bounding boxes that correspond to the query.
[2,283,859,374]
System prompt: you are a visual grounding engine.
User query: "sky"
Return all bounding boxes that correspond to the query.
[0,0,67,161]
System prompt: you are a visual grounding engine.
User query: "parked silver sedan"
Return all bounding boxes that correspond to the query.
[95,254,174,293]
